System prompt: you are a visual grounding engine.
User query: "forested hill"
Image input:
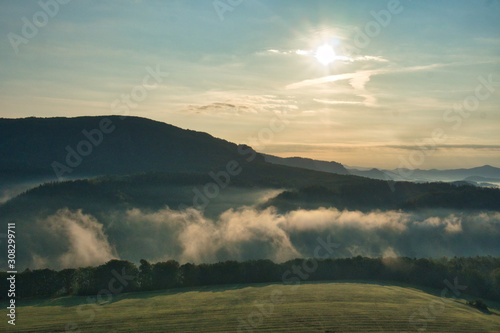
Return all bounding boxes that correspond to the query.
[3,165,500,218]
[0,116,263,180]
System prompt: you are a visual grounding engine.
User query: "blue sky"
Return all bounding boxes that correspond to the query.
[1,0,499,168]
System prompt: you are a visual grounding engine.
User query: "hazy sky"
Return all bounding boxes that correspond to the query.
[1,0,499,169]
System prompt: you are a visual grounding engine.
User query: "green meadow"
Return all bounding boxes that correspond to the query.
[2,282,500,332]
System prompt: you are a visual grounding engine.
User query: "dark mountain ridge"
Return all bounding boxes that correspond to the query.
[0,116,259,181]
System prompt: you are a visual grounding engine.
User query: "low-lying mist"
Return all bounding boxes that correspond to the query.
[17,204,500,270]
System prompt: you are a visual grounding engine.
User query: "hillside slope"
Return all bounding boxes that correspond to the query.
[0,116,259,180]
[2,282,499,332]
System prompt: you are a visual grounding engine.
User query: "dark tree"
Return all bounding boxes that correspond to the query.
[152,260,179,290]
[138,259,153,290]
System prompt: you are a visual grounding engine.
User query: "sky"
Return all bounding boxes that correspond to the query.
[1,0,499,169]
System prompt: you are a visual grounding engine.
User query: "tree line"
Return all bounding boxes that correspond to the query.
[2,256,500,302]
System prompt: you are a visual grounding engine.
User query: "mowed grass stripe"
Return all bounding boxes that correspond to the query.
[2,282,499,332]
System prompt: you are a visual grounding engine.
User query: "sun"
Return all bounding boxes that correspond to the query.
[315,44,336,66]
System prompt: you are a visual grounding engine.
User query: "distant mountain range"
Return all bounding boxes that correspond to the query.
[346,165,500,188]
[262,153,500,188]
[262,154,349,175]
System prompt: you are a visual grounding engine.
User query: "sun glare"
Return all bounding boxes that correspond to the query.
[315,44,336,66]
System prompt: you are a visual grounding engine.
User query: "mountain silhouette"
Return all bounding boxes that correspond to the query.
[0,116,261,181]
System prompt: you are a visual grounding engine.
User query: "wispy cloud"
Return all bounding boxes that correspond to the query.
[260,48,389,64]
[313,99,364,105]
[286,63,450,107]
[385,144,500,151]
[183,95,298,115]
[286,64,447,90]
[261,49,310,56]
[261,143,500,153]
[287,70,377,106]
[287,72,367,90]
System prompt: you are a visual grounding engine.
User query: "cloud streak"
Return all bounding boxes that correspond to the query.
[286,63,450,107]
[183,95,298,116]
[286,64,447,90]
[259,49,389,64]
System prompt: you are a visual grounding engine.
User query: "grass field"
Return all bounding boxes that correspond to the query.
[2,281,500,332]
